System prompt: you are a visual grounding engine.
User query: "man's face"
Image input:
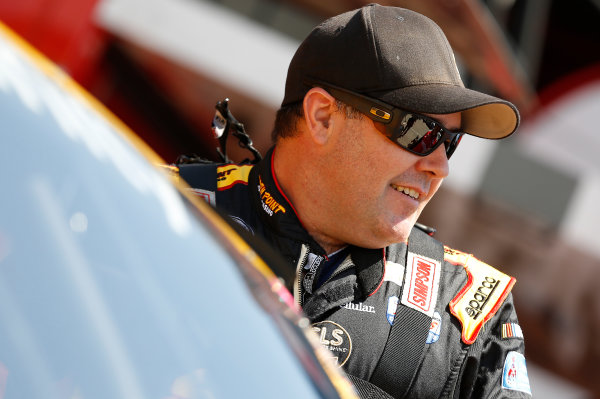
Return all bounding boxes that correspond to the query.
[318,109,459,249]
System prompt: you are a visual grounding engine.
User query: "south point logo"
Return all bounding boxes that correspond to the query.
[257,175,286,216]
[312,321,352,366]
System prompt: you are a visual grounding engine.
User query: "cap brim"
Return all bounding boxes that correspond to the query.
[371,84,520,139]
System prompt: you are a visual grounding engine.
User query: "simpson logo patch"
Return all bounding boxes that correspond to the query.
[447,247,516,345]
[401,253,440,317]
[189,188,215,206]
[257,175,286,216]
[312,321,352,367]
[216,164,252,190]
[502,351,531,395]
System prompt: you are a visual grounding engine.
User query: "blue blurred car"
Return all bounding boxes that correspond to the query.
[0,23,356,399]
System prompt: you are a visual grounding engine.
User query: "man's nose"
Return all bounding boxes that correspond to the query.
[415,144,449,178]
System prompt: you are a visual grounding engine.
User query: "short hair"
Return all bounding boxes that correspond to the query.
[271,99,364,142]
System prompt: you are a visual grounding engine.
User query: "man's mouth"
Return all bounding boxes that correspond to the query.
[391,184,420,200]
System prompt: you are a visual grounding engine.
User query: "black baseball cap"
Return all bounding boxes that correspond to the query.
[282,4,519,139]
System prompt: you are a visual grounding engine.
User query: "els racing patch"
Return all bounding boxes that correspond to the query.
[312,321,352,367]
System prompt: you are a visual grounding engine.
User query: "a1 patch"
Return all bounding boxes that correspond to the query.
[312,321,352,367]
[502,351,531,395]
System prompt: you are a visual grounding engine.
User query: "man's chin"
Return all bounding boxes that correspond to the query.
[389,220,417,244]
[346,219,416,248]
[367,227,412,248]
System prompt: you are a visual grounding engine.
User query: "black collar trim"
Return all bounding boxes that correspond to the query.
[249,146,325,255]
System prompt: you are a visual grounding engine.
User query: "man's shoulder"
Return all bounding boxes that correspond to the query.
[443,246,517,344]
[176,162,254,188]
[159,161,255,207]
[384,236,517,345]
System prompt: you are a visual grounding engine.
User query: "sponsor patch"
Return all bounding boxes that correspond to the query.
[426,311,442,344]
[216,164,252,190]
[502,351,531,395]
[189,188,215,206]
[341,301,376,314]
[257,175,286,217]
[383,261,404,287]
[312,321,352,367]
[401,253,440,317]
[386,296,399,325]
[447,247,516,345]
[501,323,524,339]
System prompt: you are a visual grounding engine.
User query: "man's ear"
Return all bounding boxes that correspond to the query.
[302,88,337,145]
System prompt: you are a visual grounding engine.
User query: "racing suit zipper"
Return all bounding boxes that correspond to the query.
[319,254,354,288]
[293,244,310,308]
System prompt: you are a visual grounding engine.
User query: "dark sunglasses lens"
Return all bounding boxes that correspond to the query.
[391,115,462,159]
[444,133,463,159]
[395,116,445,155]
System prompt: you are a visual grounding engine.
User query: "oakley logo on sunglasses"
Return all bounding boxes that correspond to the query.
[370,107,391,120]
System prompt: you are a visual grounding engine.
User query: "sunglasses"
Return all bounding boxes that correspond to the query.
[308,80,464,159]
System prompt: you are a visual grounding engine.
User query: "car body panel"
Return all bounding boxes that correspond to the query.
[0,22,356,399]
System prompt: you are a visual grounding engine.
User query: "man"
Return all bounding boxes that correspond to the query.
[176,4,531,398]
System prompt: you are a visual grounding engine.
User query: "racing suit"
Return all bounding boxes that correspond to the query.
[175,147,532,399]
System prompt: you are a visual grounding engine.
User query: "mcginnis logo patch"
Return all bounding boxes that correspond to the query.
[216,164,252,190]
[312,321,352,366]
[257,175,286,216]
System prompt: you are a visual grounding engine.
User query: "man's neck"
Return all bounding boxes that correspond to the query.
[272,141,347,255]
